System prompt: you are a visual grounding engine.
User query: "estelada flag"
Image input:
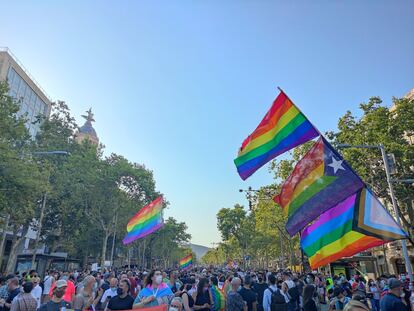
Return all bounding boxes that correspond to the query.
[274,137,364,236]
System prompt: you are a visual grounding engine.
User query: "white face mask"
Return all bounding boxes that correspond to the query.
[155,275,163,285]
[169,308,179,311]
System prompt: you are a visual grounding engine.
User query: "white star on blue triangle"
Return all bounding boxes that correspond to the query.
[328,156,345,174]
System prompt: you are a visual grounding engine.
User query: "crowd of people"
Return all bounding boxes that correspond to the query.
[0,267,412,311]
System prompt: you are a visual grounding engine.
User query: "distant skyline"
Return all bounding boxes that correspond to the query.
[0,0,413,246]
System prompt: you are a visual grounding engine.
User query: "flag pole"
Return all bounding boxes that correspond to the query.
[277,86,366,185]
[277,86,324,138]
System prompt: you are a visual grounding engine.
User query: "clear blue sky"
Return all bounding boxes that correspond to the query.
[1,1,413,247]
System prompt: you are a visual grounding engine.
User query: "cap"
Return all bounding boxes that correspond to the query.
[55,279,68,289]
[388,278,402,289]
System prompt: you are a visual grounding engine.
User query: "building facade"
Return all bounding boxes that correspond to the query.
[0,47,51,137]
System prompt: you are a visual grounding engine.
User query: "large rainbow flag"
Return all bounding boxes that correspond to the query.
[123,197,164,245]
[179,254,193,269]
[234,91,319,180]
[274,137,364,236]
[301,187,407,269]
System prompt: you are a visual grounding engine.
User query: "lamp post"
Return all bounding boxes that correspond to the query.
[30,151,70,269]
[337,143,413,278]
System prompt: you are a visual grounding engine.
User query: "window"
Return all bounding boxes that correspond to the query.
[7,67,15,85]
[43,103,49,115]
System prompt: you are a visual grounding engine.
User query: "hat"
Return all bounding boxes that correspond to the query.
[388,278,402,289]
[55,279,67,288]
[344,300,370,311]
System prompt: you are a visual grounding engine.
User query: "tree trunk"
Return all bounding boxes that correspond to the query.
[0,215,10,268]
[45,238,59,270]
[6,226,28,274]
[31,192,47,269]
[82,253,89,270]
[100,231,110,269]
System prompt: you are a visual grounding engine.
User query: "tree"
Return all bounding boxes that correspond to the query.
[0,81,44,272]
[217,204,256,267]
[327,96,414,238]
[148,217,191,269]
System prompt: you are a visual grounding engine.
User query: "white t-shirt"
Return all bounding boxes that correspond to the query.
[100,288,118,303]
[43,276,54,295]
[31,284,43,308]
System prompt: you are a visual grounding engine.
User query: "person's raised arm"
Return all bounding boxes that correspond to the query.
[182,293,191,311]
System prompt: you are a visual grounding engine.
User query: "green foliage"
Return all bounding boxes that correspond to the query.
[327,96,414,236]
[0,88,192,270]
[0,81,46,272]
[212,198,299,269]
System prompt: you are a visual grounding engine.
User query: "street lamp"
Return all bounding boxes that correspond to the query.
[30,150,70,269]
[337,143,413,278]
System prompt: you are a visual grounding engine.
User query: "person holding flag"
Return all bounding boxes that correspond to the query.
[133,270,173,309]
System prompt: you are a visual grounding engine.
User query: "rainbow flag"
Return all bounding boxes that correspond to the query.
[123,197,164,245]
[179,254,193,269]
[301,187,407,269]
[274,137,364,236]
[211,285,225,311]
[234,91,319,180]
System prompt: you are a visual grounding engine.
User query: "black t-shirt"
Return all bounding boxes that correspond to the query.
[303,299,318,311]
[107,295,134,311]
[240,287,257,311]
[39,300,72,311]
[253,282,268,310]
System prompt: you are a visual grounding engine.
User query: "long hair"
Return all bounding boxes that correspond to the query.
[197,278,209,296]
[144,270,158,287]
[303,284,315,306]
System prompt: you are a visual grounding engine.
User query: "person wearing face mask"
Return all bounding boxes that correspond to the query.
[100,278,118,310]
[192,278,212,311]
[133,270,173,308]
[367,279,380,311]
[48,275,76,305]
[252,273,267,311]
[39,280,72,311]
[380,278,409,311]
[169,297,183,311]
[329,288,350,311]
[107,279,134,311]
[240,276,258,311]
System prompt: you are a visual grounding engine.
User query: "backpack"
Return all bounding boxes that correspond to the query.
[287,285,300,302]
[269,288,288,311]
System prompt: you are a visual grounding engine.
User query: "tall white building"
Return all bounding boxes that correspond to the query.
[0,47,52,137]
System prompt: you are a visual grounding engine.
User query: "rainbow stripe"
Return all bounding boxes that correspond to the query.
[179,254,193,269]
[301,188,407,269]
[123,197,164,245]
[301,193,384,269]
[234,91,319,180]
[274,137,364,236]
